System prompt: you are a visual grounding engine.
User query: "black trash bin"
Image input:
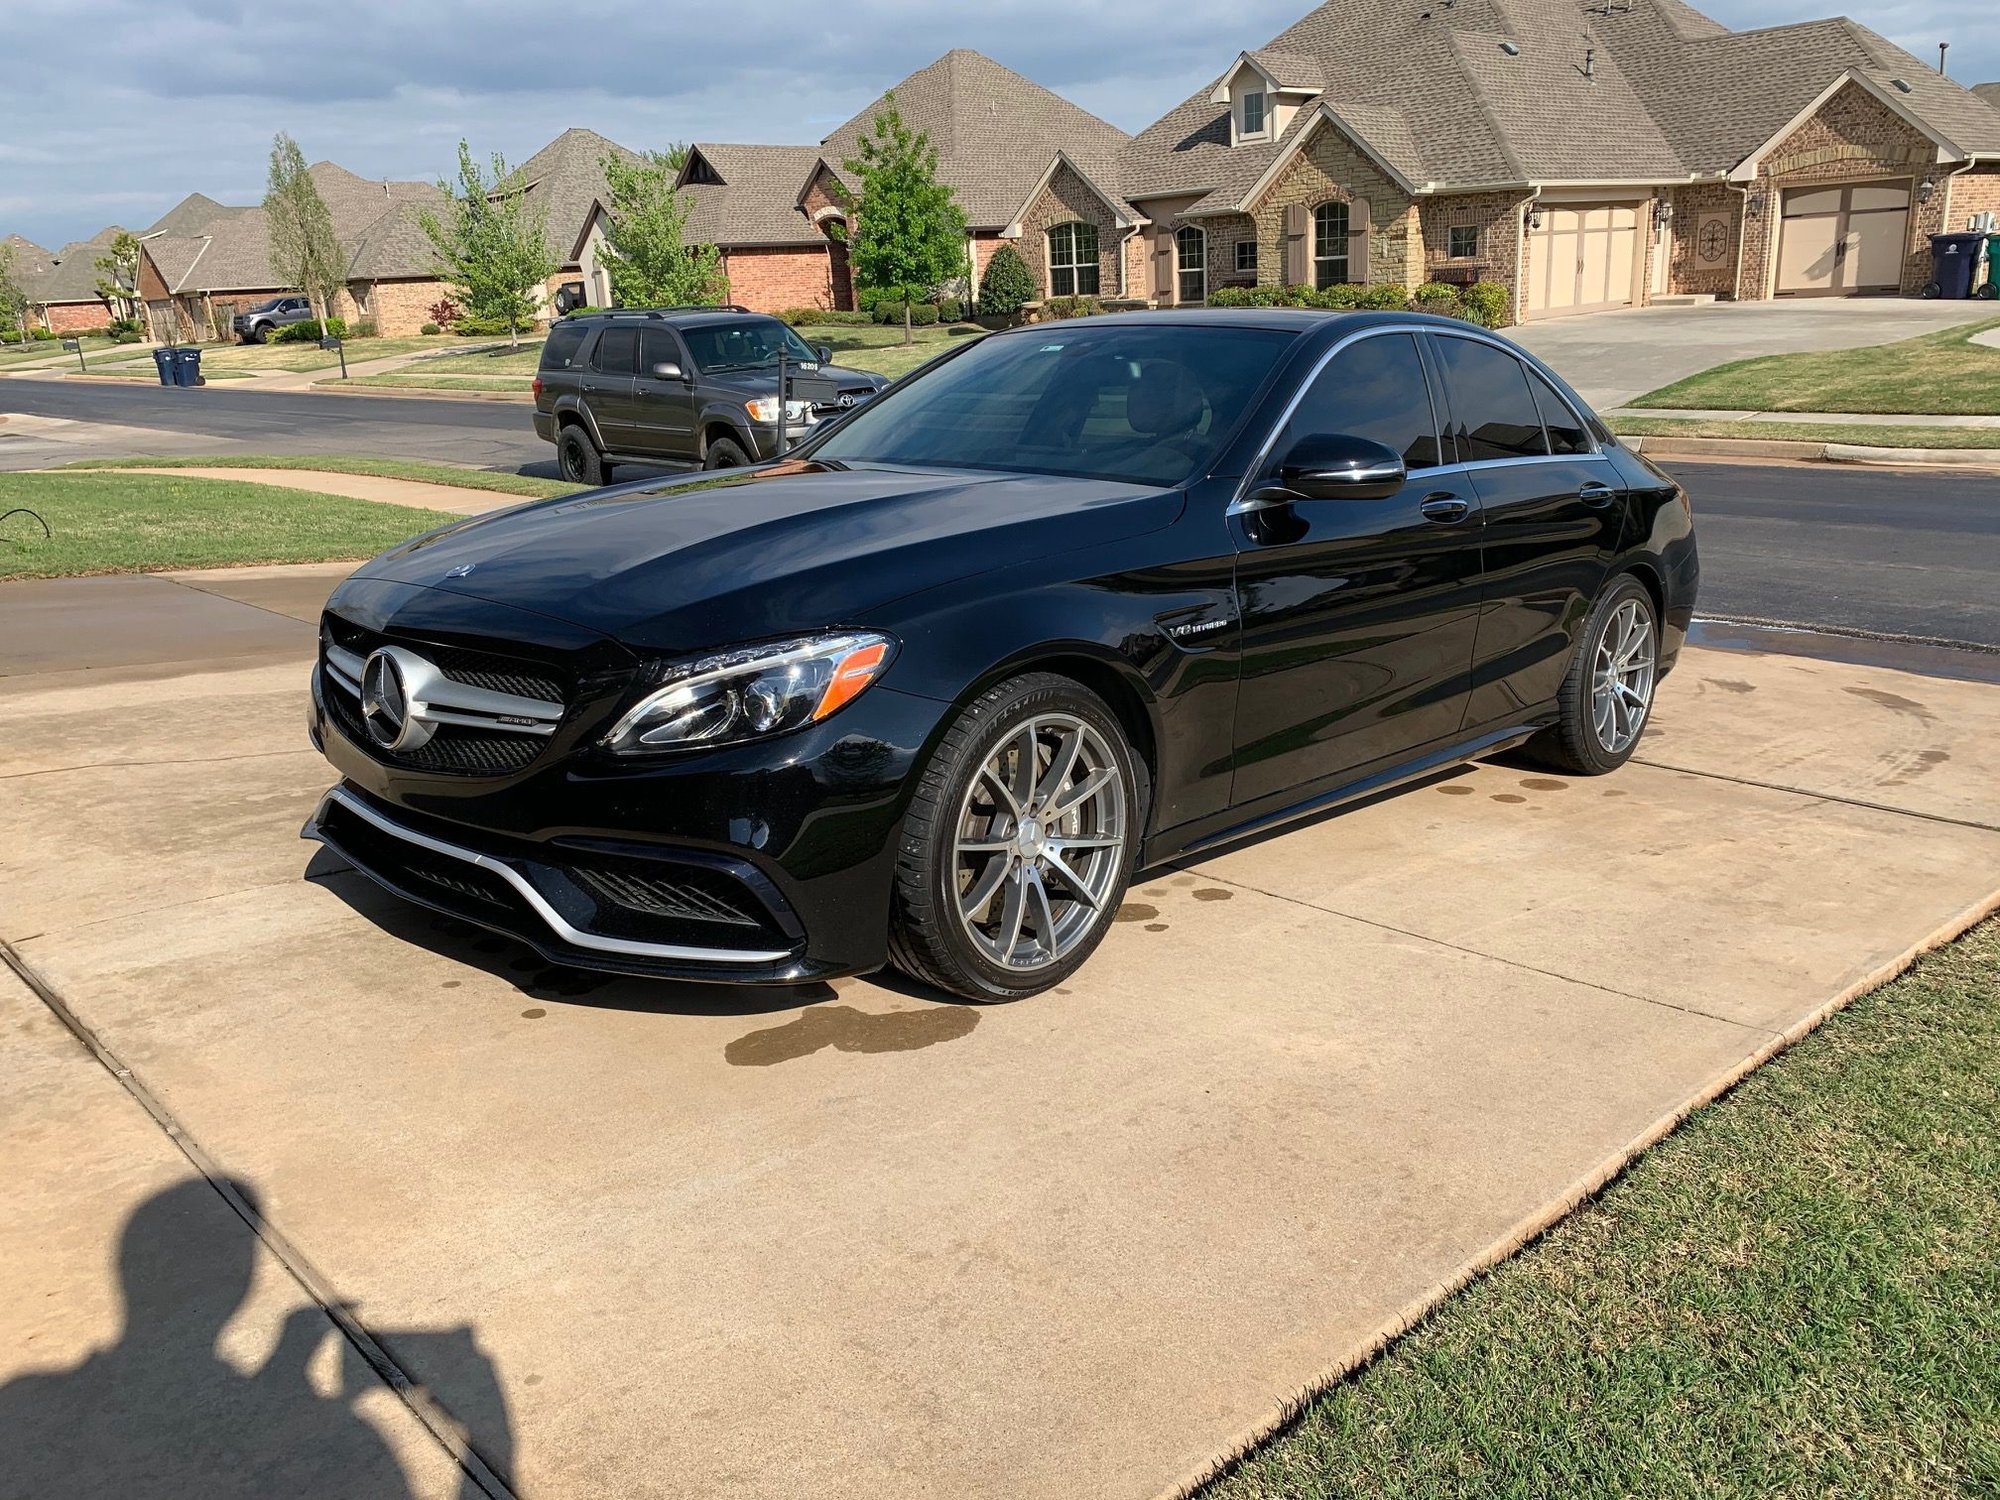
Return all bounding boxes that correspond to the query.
[151,347,175,386]
[172,347,204,387]
[1921,232,1986,299]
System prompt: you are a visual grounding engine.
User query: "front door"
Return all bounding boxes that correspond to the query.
[628,326,696,457]
[1776,182,1911,295]
[1425,331,1625,726]
[1229,330,1485,806]
[582,325,641,450]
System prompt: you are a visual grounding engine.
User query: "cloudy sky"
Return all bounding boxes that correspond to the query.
[5,0,1991,252]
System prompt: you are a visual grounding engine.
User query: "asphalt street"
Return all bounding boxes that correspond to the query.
[3,378,1994,646]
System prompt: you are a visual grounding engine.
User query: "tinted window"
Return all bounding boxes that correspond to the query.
[1267,332,1440,472]
[595,327,639,376]
[810,324,1294,487]
[681,319,817,372]
[1526,367,1590,454]
[540,322,588,371]
[639,327,681,374]
[1433,336,1548,461]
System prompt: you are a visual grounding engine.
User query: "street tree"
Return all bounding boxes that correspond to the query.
[598,149,726,308]
[92,230,142,323]
[419,141,558,351]
[0,241,31,342]
[841,95,968,344]
[263,133,349,339]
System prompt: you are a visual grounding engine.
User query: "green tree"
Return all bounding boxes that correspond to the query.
[841,94,968,344]
[92,230,142,322]
[263,133,349,339]
[597,149,726,308]
[0,241,30,341]
[977,243,1035,318]
[419,141,559,351]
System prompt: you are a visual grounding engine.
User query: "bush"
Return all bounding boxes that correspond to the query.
[909,302,940,327]
[271,316,347,343]
[419,322,441,336]
[427,298,460,328]
[1460,281,1510,328]
[977,244,1035,318]
[1414,282,1463,315]
[451,313,530,337]
[857,284,906,314]
[938,297,963,323]
[350,320,379,339]
[1355,284,1411,311]
[783,306,828,325]
[1039,296,1103,321]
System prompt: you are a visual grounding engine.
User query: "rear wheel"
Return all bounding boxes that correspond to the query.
[1523,575,1659,775]
[704,436,750,470]
[556,426,608,486]
[890,674,1143,1002]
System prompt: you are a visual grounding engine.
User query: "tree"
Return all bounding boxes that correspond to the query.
[419,141,559,351]
[263,134,348,339]
[597,149,726,308]
[0,241,31,342]
[841,94,968,344]
[92,231,142,322]
[977,243,1035,318]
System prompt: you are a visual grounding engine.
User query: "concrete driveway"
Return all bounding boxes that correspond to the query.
[4,567,1998,1500]
[1505,299,1996,409]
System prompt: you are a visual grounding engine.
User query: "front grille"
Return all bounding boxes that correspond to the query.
[811,386,878,418]
[571,861,762,927]
[324,620,569,706]
[320,668,546,775]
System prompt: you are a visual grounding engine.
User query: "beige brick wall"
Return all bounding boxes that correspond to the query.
[1741,80,1940,299]
[355,278,456,336]
[1017,162,1126,299]
[720,246,836,312]
[1418,192,1529,289]
[1250,119,1419,291]
[1946,166,2000,230]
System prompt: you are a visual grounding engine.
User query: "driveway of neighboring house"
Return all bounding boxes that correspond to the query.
[1506,300,1998,410]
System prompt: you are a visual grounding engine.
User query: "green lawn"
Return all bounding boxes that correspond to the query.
[0,472,448,579]
[337,372,532,392]
[1204,916,2000,1499]
[62,455,571,499]
[1629,317,2000,415]
[1613,416,2000,451]
[809,322,985,380]
[397,342,546,376]
[0,334,125,368]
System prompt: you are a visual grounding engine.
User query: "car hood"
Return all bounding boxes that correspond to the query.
[705,361,882,395]
[352,461,1180,653]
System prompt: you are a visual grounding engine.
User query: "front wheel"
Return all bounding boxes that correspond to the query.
[890,674,1143,1002]
[1523,575,1659,775]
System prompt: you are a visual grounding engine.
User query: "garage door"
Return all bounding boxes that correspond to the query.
[1525,203,1640,318]
[1776,182,1910,295]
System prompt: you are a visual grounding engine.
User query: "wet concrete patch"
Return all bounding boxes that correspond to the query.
[1519,778,1569,791]
[724,1004,979,1066]
[1191,888,1233,902]
[1845,685,1936,722]
[1116,903,1159,923]
[1705,678,1757,695]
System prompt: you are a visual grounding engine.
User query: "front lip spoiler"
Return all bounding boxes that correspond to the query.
[304,785,793,966]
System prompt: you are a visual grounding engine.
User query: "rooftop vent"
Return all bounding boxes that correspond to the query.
[1891,76,1914,92]
[1500,39,1521,54]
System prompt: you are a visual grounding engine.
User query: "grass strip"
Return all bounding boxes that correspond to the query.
[0,472,452,579]
[1612,416,2000,451]
[1205,915,2000,1499]
[60,455,570,499]
[1628,317,2000,415]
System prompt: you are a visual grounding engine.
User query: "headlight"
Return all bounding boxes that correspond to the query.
[745,397,810,423]
[603,632,893,755]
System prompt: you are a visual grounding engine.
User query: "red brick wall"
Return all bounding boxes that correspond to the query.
[1948,167,2000,230]
[40,301,111,335]
[1667,183,1741,298]
[721,246,836,312]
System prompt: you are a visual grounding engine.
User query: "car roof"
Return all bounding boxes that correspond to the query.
[561,307,766,328]
[991,308,1491,334]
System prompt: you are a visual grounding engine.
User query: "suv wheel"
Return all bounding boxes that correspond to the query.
[248,324,270,344]
[1524,574,1659,775]
[704,436,749,470]
[889,673,1145,1002]
[556,426,610,486]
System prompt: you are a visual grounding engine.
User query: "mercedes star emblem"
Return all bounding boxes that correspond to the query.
[360,648,435,751]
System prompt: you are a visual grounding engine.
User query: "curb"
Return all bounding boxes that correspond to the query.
[1621,434,2000,469]
[309,382,534,404]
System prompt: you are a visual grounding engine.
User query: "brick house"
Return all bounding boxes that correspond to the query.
[14,228,129,335]
[1109,0,2000,321]
[669,144,845,311]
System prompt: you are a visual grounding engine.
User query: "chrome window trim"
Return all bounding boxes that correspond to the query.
[1427,326,1604,459]
[316,787,794,965]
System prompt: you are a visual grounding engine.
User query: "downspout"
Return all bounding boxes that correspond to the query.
[1116,223,1143,299]
[1724,177,1756,300]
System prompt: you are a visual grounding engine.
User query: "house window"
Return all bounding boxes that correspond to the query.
[1313,202,1350,289]
[1047,221,1100,298]
[1448,225,1480,259]
[1241,91,1267,137]
[1176,225,1207,304]
[1236,240,1258,275]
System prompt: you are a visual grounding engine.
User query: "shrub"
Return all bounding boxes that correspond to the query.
[1303,283,1361,310]
[909,302,940,326]
[427,298,461,328]
[872,297,902,325]
[977,244,1035,318]
[420,322,441,336]
[108,316,144,344]
[1460,281,1510,328]
[858,284,906,314]
[1206,286,1256,308]
[451,313,530,336]
[1039,295,1103,321]
[937,296,963,323]
[350,319,379,339]
[271,316,347,343]
[1414,282,1463,315]
[783,306,828,325]
[1355,284,1411,311]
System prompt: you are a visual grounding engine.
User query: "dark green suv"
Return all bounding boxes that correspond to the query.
[531,308,887,485]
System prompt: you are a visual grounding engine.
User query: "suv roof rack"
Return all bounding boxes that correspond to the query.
[563,305,755,320]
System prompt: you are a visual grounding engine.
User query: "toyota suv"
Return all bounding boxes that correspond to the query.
[532,308,888,485]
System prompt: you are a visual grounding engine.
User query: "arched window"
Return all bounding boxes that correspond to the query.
[1047,221,1099,298]
[1313,203,1351,289]
[1176,225,1207,305]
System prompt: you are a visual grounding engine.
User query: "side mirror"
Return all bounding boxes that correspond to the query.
[648,361,685,383]
[1253,433,1407,506]
[815,343,833,365]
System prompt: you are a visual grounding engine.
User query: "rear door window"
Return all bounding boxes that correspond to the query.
[1432,336,1549,462]
[1525,368,1591,455]
[540,322,588,371]
[594,327,638,376]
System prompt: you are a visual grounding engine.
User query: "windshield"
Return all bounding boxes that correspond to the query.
[682,319,820,373]
[807,322,1295,487]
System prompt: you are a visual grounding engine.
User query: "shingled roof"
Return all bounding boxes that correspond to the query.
[676,145,830,247]
[502,127,643,267]
[3,235,54,276]
[819,50,1133,229]
[1978,82,2000,108]
[23,226,128,306]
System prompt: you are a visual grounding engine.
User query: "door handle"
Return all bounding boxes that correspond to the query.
[1578,481,1616,507]
[1420,492,1471,524]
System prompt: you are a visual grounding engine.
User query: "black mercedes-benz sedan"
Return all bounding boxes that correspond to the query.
[306,310,1697,1002]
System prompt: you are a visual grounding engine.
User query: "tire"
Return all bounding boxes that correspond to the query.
[1977,284,1998,301]
[704,436,750,470]
[250,324,271,344]
[1522,574,1660,776]
[556,425,607,486]
[889,673,1145,1002]
[1919,281,1943,300]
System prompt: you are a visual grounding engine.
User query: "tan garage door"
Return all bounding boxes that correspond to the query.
[1776,182,1910,295]
[1525,203,1640,319]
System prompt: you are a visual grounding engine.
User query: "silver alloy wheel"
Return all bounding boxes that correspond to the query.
[951,713,1128,972]
[1591,597,1656,755]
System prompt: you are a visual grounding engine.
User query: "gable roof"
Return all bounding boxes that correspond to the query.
[502,127,643,266]
[675,144,830,247]
[1978,82,2000,108]
[3,235,54,275]
[819,49,1133,229]
[24,226,128,306]
[144,193,236,238]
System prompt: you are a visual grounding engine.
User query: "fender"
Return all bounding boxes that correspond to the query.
[551,394,610,452]
[693,399,756,458]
